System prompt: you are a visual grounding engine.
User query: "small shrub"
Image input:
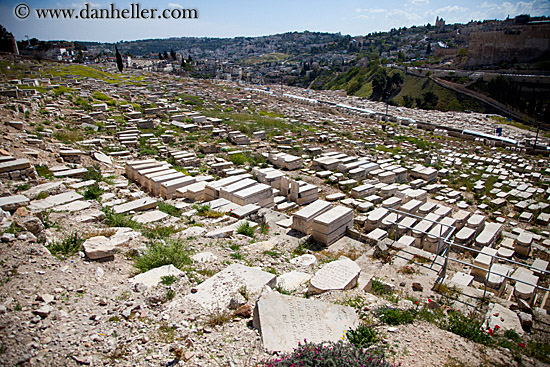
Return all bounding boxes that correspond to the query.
[377,307,416,325]
[441,310,492,345]
[236,221,255,237]
[83,165,103,182]
[35,165,53,179]
[371,279,393,296]
[103,208,140,229]
[142,225,178,240]
[157,201,181,217]
[16,183,30,191]
[35,191,49,200]
[160,275,177,286]
[134,239,192,273]
[228,153,245,166]
[259,340,395,367]
[230,251,244,260]
[47,232,84,258]
[346,325,379,348]
[204,309,234,327]
[83,184,104,201]
[260,223,269,235]
[166,289,175,301]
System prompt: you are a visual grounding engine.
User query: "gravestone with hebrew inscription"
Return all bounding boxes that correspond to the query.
[253,292,358,352]
[308,256,361,295]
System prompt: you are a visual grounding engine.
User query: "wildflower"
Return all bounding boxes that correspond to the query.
[494,325,500,331]
[428,298,432,303]
[519,343,525,348]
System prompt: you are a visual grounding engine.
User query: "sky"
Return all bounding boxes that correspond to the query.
[0,0,549,42]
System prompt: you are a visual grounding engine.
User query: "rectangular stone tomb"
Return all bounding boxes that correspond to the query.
[203,174,252,200]
[160,176,196,199]
[253,292,359,353]
[312,206,353,245]
[291,200,332,235]
[219,178,258,201]
[29,191,83,211]
[112,197,157,214]
[232,183,272,206]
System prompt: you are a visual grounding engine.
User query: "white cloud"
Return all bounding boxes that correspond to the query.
[168,3,185,9]
[410,0,429,5]
[355,8,387,13]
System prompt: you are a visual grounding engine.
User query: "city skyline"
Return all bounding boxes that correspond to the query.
[0,0,549,42]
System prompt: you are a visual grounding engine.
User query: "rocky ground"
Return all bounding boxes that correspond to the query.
[0,57,549,367]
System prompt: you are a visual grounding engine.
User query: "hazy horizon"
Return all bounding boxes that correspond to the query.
[0,0,549,43]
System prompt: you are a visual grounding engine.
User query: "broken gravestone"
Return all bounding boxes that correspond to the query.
[308,256,361,295]
[253,292,359,352]
[184,264,276,311]
[130,264,184,288]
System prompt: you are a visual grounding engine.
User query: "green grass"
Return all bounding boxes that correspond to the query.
[103,208,141,229]
[47,232,84,259]
[83,184,104,201]
[346,325,379,348]
[236,221,255,237]
[157,201,181,217]
[134,239,192,273]
[142,225,179,240]
[377,307,416,325]
[35,164,53,179]
[160,275,177,286]
[53,129,84,144]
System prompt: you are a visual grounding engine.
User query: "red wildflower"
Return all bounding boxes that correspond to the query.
[519,343,525,348]
[494,325,500,330]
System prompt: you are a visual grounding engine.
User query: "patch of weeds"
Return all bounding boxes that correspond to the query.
[157,201,181,217]
[263,248,281,258]
[371,279,393,297]
[142,225,179,240]
[260,222,269,235]
[274,285,292,295]
[83,183,103,201]
[157,324,177,343]
[108,316,121,322]
[293,237,316,256]
[398,265,417,275]
[204,309,234,327]
[134,239,192,273]
[192,203,224,218]
[166,289,175,301]
[160,275,177,286]
[35,164,53,179]
[47,232,84,259]
[434,283,461,299]
[83,165,104,182]
[16,183,30,191]
[53,129,83,144]
[230,252,245,260]
[441,310,492,345]
[35,191,49,200]
[259,340,394,367]
[377,306,416,326]
[346,325,379,348]
[236,221,255,238]
[103,207,141,229]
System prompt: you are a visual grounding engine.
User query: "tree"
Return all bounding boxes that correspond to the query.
[422,91,439,109]
[115,45,124,73]
[426,43,432,55]
[158,52,163,60]
[170,49,176,60]
[163,50,169,60]
[0,25,16,53]
[402,95,414,108]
